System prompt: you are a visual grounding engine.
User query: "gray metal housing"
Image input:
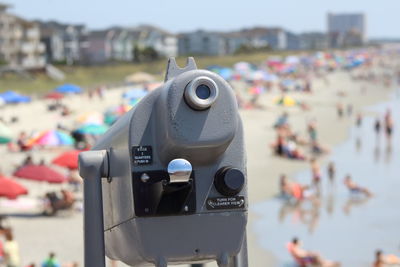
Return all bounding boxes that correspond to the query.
[92,58,247,266]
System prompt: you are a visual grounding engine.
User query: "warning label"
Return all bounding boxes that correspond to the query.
[132,146,153,165]
[206,196,245,210]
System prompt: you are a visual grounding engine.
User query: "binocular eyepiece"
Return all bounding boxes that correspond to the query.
[79,57,248,267]
[184,76,219,110]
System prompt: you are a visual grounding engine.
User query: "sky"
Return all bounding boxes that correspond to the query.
[3,0,399,38]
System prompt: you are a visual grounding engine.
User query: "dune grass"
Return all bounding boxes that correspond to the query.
[0,51,293,95]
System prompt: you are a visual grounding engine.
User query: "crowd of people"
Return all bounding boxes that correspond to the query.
[0,48,399,266]
[277,104,397,265]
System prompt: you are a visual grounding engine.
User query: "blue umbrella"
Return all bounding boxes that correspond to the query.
[54,84,82,94]
[122,88,148,100]
[0,91,31,103]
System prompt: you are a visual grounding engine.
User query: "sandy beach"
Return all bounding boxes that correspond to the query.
[0,54,397,267]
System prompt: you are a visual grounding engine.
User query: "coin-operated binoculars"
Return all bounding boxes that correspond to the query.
[79,58,248,267]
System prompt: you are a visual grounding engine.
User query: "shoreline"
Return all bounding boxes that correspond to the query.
[243,69,396,266]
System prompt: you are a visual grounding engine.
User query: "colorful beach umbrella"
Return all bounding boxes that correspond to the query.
[76,124,108,135]
[27,130,74,147]
[104,105,131,125]
[45,92,64,100]
[0,175,28,199]
[274,96,297,107]
[14,165,66,184]
[52,150,80,170]
[76,112,104,125]
[0,122,12,144]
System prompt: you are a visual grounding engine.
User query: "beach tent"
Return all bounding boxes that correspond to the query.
[52,150,80,170]
[274,96,297,107]
[0,98,5,106]
[54,84,82,94]
[0,122,12,144]
[0,176,28,199]
[0,91,31,104]
[27,130,74,148]
[14,165,66,184]
[125,72,155,84]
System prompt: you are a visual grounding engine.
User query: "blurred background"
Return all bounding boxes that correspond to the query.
[0,1,400,267]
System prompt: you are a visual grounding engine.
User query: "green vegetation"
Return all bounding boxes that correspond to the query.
[0,51,293,94]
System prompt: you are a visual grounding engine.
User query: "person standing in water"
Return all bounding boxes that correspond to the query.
[310,158,322,194]
[374,118,381,136]
[356,113,363,127]
[384,109,394,139]
[327,162,336,183]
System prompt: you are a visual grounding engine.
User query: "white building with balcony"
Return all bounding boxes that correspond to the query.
[0,3,45,69]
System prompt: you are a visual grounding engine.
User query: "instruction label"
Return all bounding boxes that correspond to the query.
[206,196,245,210]
[132,146,153,165]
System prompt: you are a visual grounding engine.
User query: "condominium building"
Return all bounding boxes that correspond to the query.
[0,3,45,69]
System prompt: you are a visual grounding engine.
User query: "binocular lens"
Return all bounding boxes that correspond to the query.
[196,84,211,100]
[184,76,219,110]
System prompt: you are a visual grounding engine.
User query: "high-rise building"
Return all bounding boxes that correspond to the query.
[327,13,366,48]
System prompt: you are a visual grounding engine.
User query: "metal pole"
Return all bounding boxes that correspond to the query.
[79,150,108,267]
[232,232,248,267]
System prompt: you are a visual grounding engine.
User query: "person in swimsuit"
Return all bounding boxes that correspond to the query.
[310,158,322,192]
[384,109,394,139]
[344,175,372,197]
[373,249,400,267]
[327,162,336,182]
[375,118,381,135]
[287,237,340,267]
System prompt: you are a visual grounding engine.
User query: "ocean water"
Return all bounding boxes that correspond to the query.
[251,96,400,267]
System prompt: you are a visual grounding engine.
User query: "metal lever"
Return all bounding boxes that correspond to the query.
[167,158,192,183]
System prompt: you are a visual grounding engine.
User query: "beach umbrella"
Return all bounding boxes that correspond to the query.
[0,175,28,199]
[122,88,148,100]
[285,55,300,65]
[54,84,82,94]
[125,72,155,84]
[27,130,74,147]
[0,91,31,104]
[0,122,12,144]
[52,150,80,169]
[234,62,254,74]
[14,165,66,184]
[274,96,297,107]
[76,124,108,135]
[76,112,104,125]
[104,105,131,125]
[146,82,162,91]
[44,92,64,100]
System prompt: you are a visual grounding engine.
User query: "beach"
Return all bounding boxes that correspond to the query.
[0,54,398,267]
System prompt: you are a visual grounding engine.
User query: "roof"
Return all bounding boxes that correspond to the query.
[0,2,11,11]
[134,24,176,37]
